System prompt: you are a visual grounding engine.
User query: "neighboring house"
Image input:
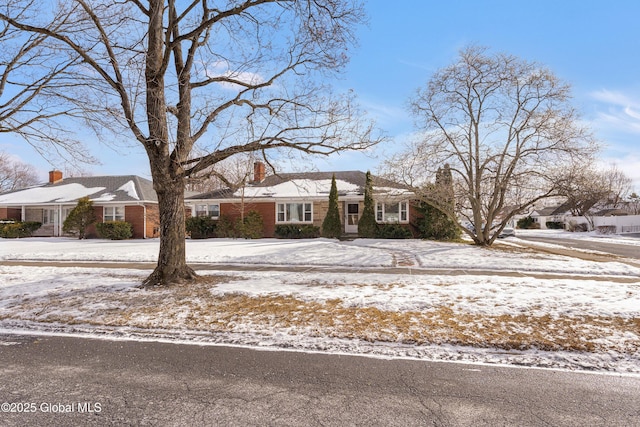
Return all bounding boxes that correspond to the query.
[0,171,159,238]
[593,208,630,217]
[186,162,417,237]
[524,201,640,233]
[528,203,572,229]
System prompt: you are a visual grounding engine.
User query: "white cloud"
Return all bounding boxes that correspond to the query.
[205,60,264,90]
[589,88,640,135]
[624,106,640,121]
[596,154,640,191]
[596,111,640,134]
[590,89,639,108]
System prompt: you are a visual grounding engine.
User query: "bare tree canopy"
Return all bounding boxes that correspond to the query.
[1,0,380,285]
[0,1,93,164]
[0,151,38,192]
[556,163,633,229]
[383,46,598,245]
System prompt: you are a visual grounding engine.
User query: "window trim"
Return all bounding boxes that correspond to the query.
[276,202,313,223]
[375,201,409,224]
[195,203,220,219]
[43,208,57,224]
[103,205,125,222]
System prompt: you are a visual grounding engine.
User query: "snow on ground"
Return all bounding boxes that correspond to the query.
[516,228,640,247]
[1,234,639,275]
[0,235,639,375]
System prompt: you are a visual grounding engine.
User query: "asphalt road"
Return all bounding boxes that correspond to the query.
[518,235,640,260]
[1,334,639,426]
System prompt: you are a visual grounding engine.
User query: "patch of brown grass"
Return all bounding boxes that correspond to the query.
[2,278,638,355]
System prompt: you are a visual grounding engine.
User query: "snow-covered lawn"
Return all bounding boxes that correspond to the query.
[1,233,639,375]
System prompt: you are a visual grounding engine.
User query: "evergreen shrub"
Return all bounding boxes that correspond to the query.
[0,220,41,238]
[321,174,342,238]
[215,215,238,238]
[185,216,217,239]
[63,196,96,239]
[358,171,377,238]
[375,223,412,239]
[416,202,460,240]
[516,216,539,229]
[275,224,320,239]
[237,210,264,239]
[96,221,133,240]
[545,221,564,230]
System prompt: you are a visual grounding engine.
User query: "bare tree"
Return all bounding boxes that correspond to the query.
[601,164,632,208]
[555,163,609,230]
[1,0,379,285]
[628,192,640,215]
[556,163,634,229]
[0,0,93,164]
[185,153,263,194]
[382,46,597,245]
[0,151,38,192]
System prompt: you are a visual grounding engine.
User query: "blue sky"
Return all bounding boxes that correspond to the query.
[3,0,640,189]
[322,0,640,188]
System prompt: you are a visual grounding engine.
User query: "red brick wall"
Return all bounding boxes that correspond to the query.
[146,205,160,238]
[220,201,277,237]
[122,205,160,239]
[125,205,145,238]
[0,208,21,220]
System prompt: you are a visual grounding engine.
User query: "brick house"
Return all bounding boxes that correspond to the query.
[186,163,417,237]
[0,171,160,238]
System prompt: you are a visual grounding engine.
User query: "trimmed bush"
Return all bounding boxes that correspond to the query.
[237,210,264,239]
[186,216,217,239]
[215,215,238,238]
[275,224,320,239]
[376,223,412,239]
[545,221,564,230]
[516,216,535,229]
[96,221,133,240]
[0,220,41,238]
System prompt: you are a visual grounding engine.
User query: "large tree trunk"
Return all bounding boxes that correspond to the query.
[140,0,195,287]
[142,174,196,287]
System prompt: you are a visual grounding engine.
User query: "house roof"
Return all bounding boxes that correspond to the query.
[0,175,157,205]
[594,208,629,216]
[531,203,571,217]
[187,171,413,200]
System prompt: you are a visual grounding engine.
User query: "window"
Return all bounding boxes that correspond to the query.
[104,206,125,222]
[43,209,57,224]
[276,202,312,223]
[376,201,408,223]
[195,204,220,218]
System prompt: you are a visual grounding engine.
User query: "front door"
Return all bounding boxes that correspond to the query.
[345,203,359,234]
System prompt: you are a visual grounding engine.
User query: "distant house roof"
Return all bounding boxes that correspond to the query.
[594,208,629,216]
[0,175,157,205]
[187,170,412,200]
[531,203,571,217]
